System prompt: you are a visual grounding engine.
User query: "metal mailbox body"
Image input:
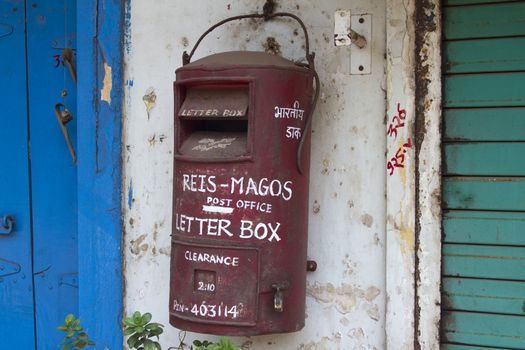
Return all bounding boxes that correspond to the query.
[170,51,313,336]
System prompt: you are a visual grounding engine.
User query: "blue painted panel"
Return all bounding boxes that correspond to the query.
[26,0,78,348]
[0,0,36,348]
[77,1,124,348]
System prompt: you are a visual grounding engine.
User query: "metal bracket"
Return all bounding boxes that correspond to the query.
[334,11,372,75]
[350,14,372,75]
[0,215,14,235]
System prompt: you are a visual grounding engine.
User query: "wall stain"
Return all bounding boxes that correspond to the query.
[263,36,281,55]
[361,214,374,228]
[342,254,355,276]
[313,200,320,214]
[143,87,157,119]
[130,234,148,255]
[159,247,170,256]
[148,134,167,147]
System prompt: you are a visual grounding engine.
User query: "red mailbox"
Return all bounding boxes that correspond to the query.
[170,13,319,336]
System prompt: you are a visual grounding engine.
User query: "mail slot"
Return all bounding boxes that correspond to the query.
[170,12,319,336]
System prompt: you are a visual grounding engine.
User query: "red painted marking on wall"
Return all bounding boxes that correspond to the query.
[387,137,412,176]
[387,103,407,138]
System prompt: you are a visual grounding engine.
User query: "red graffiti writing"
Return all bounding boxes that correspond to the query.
[387,103,407,138]
[53,54,65,68]
[387,138,412,176]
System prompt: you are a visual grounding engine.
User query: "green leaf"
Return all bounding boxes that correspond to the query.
[145,322,164,330]
[149,328,163,337]
[123,317,136,327]
[65,314,75,324]
[141,312,152,324]
[143,339,155,350]
[127,333,141,348]
[193,340,203,346]
[57,325,68,331]
[133,311,142,324]
[123,327,136,336]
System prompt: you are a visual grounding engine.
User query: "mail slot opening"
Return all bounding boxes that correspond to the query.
[177,84,251,160]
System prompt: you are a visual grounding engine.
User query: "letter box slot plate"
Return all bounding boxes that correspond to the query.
[171,242,259,326]
[179,131,248,159]
[179,87,248,118]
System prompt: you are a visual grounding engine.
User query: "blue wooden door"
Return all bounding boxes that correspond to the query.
[0,1,78,348]
[0,1,35,348]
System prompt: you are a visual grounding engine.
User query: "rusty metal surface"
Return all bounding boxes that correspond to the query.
[170,50,313,335]
[179,51,308,71]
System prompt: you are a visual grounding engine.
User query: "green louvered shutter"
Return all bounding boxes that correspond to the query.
[441,1,525,349]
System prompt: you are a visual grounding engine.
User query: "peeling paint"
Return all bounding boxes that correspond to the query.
[142,87,157,119]
[307,282,381,315]
[298,332,342,350]
[366,303,380,321]
[365,286,381,301]
[101,62,112,104]
[349,327,365,342]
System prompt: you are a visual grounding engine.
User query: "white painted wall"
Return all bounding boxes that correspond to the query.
[384,0,416,348]
[123,1,389,348]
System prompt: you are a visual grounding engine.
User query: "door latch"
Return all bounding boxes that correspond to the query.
[61,48,77,84]
[272,282,290,312]
[54,103,77,165]
[0,215,15,235]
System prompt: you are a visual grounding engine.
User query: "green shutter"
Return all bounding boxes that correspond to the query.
[441,1,525,348]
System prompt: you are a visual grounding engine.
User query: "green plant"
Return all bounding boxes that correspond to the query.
[123,311,164,350]
[193,337,241,350]
[57,314,95,350]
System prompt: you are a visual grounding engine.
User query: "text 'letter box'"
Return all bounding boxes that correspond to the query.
[170,13,319,336]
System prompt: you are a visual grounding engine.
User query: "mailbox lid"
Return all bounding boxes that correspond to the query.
[177,51,309,72]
